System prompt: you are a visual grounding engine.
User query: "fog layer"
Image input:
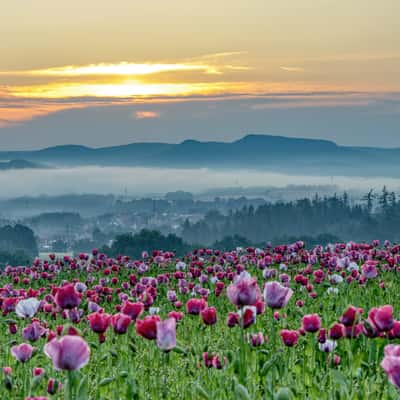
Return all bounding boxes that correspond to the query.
[0,166,399,199]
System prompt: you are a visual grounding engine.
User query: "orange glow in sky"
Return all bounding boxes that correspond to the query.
[1,0,399,130]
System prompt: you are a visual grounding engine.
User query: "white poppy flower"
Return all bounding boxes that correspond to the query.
[15,298,41,318]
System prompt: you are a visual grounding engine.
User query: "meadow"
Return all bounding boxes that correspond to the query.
[2,240,400,399]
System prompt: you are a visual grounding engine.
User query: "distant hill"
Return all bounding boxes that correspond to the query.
[0,159,49,170]
[0,134,399,177]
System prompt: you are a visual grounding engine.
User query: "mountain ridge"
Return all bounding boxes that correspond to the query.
[0,134,399,177]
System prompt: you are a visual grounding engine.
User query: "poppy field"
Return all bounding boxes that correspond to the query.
[3,240,400,399]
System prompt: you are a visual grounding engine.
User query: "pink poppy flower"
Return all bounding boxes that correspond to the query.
[381,344,400,388]
[11,343,34,362]
[44,335,90,371]
[156,318,176,351]
[264,281,293,309]
[227,272,261,307]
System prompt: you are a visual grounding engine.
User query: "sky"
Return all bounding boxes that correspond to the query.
[1,0,399,149]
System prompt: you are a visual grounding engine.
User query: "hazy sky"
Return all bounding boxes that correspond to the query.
[1,0,399,149]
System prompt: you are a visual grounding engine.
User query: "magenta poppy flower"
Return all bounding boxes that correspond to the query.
[263,281,293,309]
[389,321,400,339]
[44,335,90,371]
[318,328,326,343]
[203,352,213,368]
[381,344,400,388]
[11,343,34,362]
[55,284,81,310]
[301,314,321,333]
[248,332,266,347]
[136,315,160,340]
[345,323,363,338]
[156,318,176,352]
[185,298,207,315]
[47,378,61,395]
[280,329,299,347]
[328,323,345,340]
[168,311,184,321]
[340,305,363,326]
[226,312,240,328]
[211,354,227,369]
[33,367,45,377]
[87,312,112,334]
[121,301,144,320]
[227,272,261,307]
[368,305,394,332]
[111,313,131,334]
[201,307,217,326]
[239,306,257,329]
[255,299,265,315]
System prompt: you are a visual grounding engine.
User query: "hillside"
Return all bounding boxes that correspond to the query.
[0,134,399,176]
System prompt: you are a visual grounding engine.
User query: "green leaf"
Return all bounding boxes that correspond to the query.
[30,375,43,390]
[77,376,89,400]
[129,343,137,353]
[275,387,293,400]
[194,383,210,399]
[260,357,277,377]
[99,377,115,387]
[173,345,187,355]
[109,349,118,358]
[126,377,139,400]
[234,383,251,400]
[331,369,349,393]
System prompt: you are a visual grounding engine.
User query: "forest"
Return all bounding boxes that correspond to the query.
[181,188,400,245]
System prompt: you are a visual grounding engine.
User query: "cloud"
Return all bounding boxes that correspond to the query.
[249,93,376,109]
[26,62,219,77]
[0,56,254,108]
[0,53,395,128]
[280,66,305,72]
[134,110,160,120]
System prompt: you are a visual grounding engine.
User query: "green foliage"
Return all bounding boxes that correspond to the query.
[182,189,400,245]
[213,235,255,251]
[103,229,191,258]
[0,224,38,257]
[0,249,32,268]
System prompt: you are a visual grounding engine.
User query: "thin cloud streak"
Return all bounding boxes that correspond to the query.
[134,110,160,119]
[280,66,305,72]
[0,90,397,126]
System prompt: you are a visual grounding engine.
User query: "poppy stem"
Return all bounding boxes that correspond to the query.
[162,351,170,399]
[239,310,247,385]
[270,308,276,391]
[66,370,75,400]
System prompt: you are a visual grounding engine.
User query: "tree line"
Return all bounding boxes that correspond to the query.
[181,188,400,245]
